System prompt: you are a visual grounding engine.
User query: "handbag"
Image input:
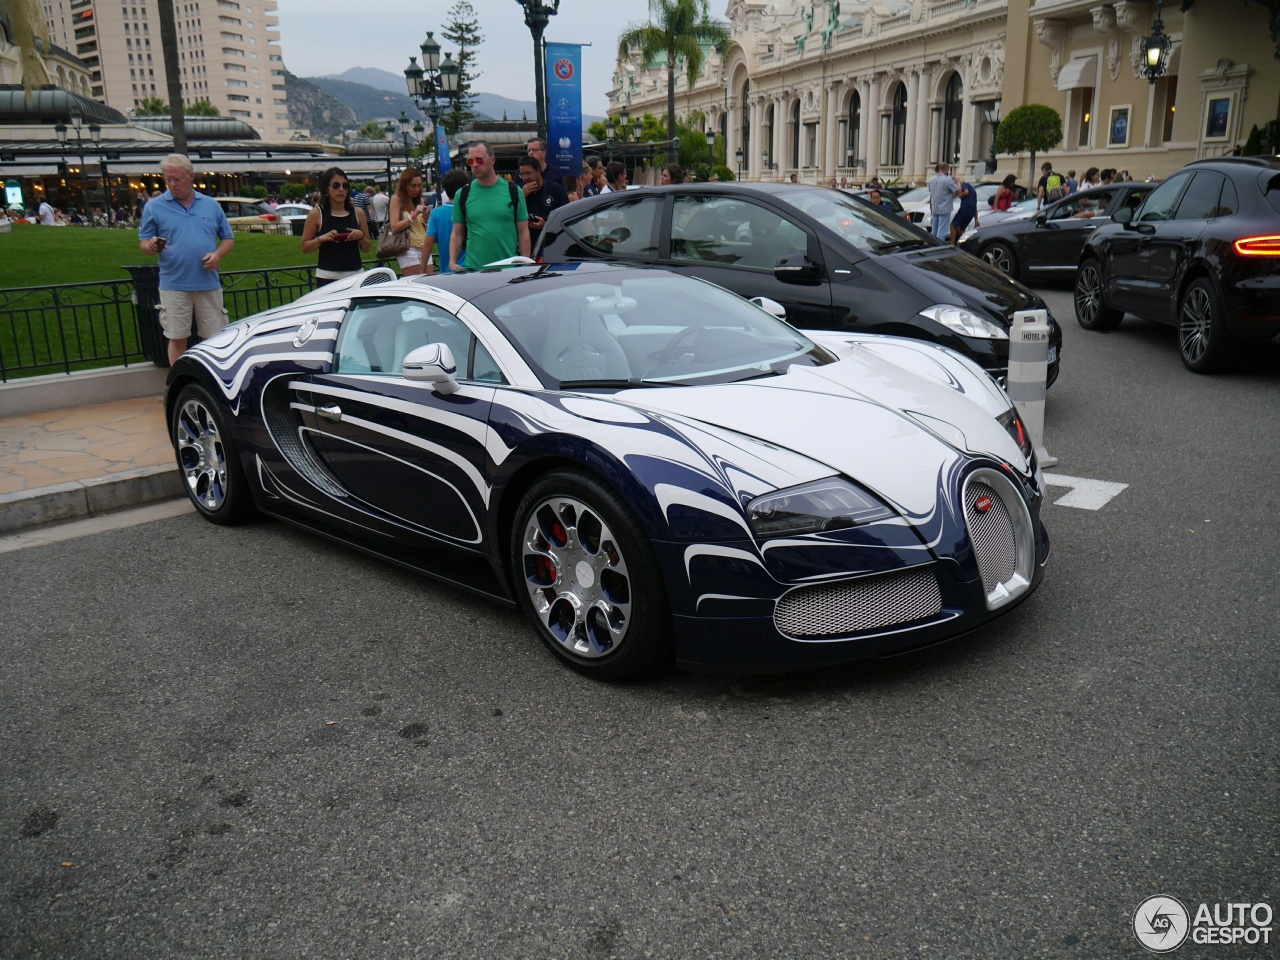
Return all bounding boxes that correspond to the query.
[376,208,410,258]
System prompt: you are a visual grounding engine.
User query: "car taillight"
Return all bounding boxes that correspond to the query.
[261,213,277,222]
[1233,235,1280,256]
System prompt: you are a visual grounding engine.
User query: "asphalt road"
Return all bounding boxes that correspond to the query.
[3,285,1278,959]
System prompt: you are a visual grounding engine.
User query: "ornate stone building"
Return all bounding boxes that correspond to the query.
[612,0,1011,184]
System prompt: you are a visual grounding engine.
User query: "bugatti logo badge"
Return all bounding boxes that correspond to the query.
[975,494,993,513]
[1133,895,1190,952]
[293,317,318,347]
[554,59,574,81]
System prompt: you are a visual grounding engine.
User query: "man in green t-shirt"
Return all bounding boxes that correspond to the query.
[450,140,530,270]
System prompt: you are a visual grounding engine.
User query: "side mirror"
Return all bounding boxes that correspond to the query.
[773,253,820,283]
[403,343,460,394]
[750,296,787,320]
[1112,207,1133,225]
[1035,212,1048,226]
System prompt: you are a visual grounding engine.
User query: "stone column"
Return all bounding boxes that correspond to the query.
[864,75,880,179]
[931,108,943,166]
[959,97,975,175]
[823,82,841,179]
[749,97,762,179]
[913,68,932,180]
[773,96,785,174]
[904,69,920,181]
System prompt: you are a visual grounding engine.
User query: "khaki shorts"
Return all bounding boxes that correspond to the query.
[158,289,229,340]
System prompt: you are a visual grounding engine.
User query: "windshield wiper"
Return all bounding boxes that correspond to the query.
[556,378,674,390]
[873,238,933,253]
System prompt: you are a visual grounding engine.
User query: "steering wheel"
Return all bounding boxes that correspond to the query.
[648,326,700,365]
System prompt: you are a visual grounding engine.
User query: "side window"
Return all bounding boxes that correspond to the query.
[1137,172,1192,223]
[1214,178,1238,218]
[1051,190,1112,219]
[563,196,660,258]
[1115,187,1151,217]
[1172,172,1226,221]
[672,197,806,270]
[335,298,504,381]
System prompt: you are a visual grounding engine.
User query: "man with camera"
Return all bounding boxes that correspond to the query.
[138,154,234,365]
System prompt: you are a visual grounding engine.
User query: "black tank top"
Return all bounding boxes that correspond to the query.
[317,206,362,273]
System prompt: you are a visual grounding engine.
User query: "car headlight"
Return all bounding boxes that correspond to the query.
[747,477,894,538]
[917,304,1009,340]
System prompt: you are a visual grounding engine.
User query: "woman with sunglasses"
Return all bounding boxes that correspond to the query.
[388,167,428,276]
[301,167,371,286]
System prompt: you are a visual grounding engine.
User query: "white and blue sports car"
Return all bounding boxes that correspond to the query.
[166,263,1050,678]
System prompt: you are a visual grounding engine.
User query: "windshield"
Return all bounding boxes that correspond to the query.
[896,186,931,205]
[777,190,935,254]
[473,271,835,389]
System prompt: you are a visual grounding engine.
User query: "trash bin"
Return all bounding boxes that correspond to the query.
[290,217,306,237]
[124,263,168,367]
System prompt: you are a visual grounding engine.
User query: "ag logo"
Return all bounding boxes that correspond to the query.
[553,58,574,81]
[293,316,319,347]
[1134,896,1190,953]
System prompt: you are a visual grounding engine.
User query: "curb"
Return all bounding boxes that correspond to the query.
[0,464,184,534]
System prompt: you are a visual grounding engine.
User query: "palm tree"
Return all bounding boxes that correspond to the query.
[617,0,730,142]
[0,0,51,97]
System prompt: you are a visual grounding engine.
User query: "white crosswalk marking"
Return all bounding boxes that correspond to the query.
[1042,473,1129,510]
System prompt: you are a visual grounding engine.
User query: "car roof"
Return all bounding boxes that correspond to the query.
[1186,156,1280,171]
[405,262,668,300]
[217,196,268,204]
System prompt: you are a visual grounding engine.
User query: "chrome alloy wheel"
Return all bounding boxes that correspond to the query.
[1075,263,1102,324]
[520,495,632,659]
[175,397,231,511]
[1179,284,1213,365]
[982,244,1013,275]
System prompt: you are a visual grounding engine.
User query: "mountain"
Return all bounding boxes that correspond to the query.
[283,71,358,142]
[323,67,405,93]
[307,76,421,128]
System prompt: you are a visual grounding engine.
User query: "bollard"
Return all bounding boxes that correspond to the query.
[1008,309,1057,467]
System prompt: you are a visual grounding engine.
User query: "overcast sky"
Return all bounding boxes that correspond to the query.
[272,0,629,116]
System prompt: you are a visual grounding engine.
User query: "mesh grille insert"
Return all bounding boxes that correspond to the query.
[774,566,943,640]
[966,480,1016,591]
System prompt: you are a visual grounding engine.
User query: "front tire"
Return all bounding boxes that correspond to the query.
[1074,259,1123,331]
[171,383,254,525]
[1179,277,1235,373]
[981,241,1020,280]
[510,470,672,680]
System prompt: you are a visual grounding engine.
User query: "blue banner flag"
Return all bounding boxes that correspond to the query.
[545,42,583,186]
[436,124,452,176]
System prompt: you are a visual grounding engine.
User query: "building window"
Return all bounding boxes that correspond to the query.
[848,90,861,165]
[1161,75,1178,143]
[942,72,963,166]
[1077,88,1093,147]
[890,82,907,166]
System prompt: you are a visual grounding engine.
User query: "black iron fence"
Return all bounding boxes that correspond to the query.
[0,262,389,382]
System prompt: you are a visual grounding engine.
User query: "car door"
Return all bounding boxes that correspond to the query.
[1021,190,1115,271]
[1108,172,1192,314]
[541,193,662,261]
[664,193,833,328]
[1142,171,1225,320]
[294,295,499,547]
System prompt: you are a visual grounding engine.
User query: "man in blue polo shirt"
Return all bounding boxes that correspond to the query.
[138,154,234,365]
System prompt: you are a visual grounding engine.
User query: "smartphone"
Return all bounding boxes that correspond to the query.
[154,237,167,250]
[332,230,350,241]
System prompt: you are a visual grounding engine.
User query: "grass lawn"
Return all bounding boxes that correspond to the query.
[1,224,314,287]
[1,225,396,379]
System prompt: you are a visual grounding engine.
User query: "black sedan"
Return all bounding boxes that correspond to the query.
[960,181,1157,281]
[1074,156,1280,372]
[535,183,1061,386]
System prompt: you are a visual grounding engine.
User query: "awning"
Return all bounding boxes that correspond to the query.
[1056,56,1097,91]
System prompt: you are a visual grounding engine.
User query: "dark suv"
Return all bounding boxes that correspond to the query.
[1074,157,1280,372]
[536,183,1061,386]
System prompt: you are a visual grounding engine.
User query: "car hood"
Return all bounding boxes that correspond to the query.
[877,246,1040,323]
[618,347,1025,516]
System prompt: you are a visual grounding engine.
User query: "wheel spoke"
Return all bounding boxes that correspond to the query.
[1180,289,1210,363]
[177,398,229,511]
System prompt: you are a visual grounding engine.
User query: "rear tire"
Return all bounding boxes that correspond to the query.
[1179,277,1235,373]
[981,241,1020,280]
[171,383,254,525]
[510,470,672,680]
[1074,259,1123,331]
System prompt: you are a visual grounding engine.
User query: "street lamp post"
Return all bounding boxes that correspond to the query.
[405,31,462,189]
[1140,0,1172,83]
[735,147,743,180]
[513,0,560,142]
[984,100,1002,175]
[54,107,101,218]
[705,128,716,178]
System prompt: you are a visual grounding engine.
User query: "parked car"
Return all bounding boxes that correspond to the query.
[1074,156,1280,372]
[166,263,1050,678]
[959,197,1039,240]
[960,181,1158,281]
[215,197,280,229]
[535,183,1062,386]
[901,182,1014,231]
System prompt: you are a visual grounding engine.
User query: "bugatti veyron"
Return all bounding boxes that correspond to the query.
[166,263,1050,678]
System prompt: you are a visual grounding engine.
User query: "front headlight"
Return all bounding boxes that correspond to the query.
[918,304,1009,340]
[747,477,894,538]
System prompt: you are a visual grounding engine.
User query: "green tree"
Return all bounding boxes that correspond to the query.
[994,104,1063,180]
[185,98,220,116]
[618,0,731,142]
[135,96,170,117]
[358,120,387,140]
[441,0,483,135]
[282,182,310,201]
